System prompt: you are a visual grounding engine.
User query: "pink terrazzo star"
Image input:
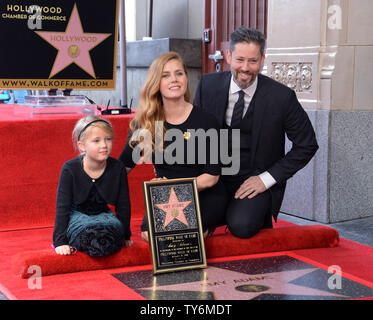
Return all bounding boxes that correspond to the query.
[140,267,347,300]
[155,187,191,228]
[35,4,112,78]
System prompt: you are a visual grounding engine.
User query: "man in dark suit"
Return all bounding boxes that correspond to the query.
[194,26,318,238]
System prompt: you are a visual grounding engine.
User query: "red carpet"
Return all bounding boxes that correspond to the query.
[1,227,372,300]
[11,224,339,278]
[1,104,371,300]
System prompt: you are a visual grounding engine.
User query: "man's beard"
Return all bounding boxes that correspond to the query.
[233,71,256,89]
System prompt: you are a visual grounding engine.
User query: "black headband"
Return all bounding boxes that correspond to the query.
[78,119,110,141]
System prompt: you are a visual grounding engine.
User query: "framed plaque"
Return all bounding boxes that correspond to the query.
[143,178,207,274]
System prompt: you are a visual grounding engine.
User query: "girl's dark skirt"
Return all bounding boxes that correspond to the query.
[66,210,125,256]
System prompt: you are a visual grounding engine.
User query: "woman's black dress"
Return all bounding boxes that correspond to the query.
[119,106,227,231]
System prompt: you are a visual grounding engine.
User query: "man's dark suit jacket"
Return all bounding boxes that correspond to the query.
[193,71,319,220]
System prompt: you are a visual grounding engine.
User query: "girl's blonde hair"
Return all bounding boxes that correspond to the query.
[129,52,191,151]
[72,116,114,153]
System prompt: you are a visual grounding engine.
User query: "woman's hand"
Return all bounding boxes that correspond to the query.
[196,174,219,191]
[124,240,134,247]
[141,231,149,242]
[151,176,167,181]
[55,245,74,255]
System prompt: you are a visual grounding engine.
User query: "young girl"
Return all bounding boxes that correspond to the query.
[53,116,132,256]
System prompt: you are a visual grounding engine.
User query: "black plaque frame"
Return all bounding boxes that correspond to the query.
[143,178,207,274]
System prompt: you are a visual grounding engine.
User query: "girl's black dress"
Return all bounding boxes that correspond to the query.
[53,156,131,256]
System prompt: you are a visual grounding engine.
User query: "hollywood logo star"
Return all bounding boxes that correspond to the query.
[155,187,191,229]
[35,4,112,78]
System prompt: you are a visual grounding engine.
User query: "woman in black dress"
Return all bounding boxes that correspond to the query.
[119,52,227,241]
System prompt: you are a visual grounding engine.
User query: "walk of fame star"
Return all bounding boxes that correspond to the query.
[35,4,112,78]
[139,267,347,300]
[155,187,191,229]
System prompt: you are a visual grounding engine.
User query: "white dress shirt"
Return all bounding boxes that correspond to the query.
[226,76,258,126]
[226,76,277,190]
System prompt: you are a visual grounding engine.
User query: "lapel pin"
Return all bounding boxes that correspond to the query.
[183,131,191,140]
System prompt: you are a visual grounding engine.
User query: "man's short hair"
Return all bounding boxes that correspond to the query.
[230,26,266,56]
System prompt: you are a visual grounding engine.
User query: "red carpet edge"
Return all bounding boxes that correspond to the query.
[11,225,339,278]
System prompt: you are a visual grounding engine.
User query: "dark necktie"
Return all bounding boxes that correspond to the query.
[230,90,245,128]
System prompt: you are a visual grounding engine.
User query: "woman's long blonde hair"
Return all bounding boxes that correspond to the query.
[129,52,191,151]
